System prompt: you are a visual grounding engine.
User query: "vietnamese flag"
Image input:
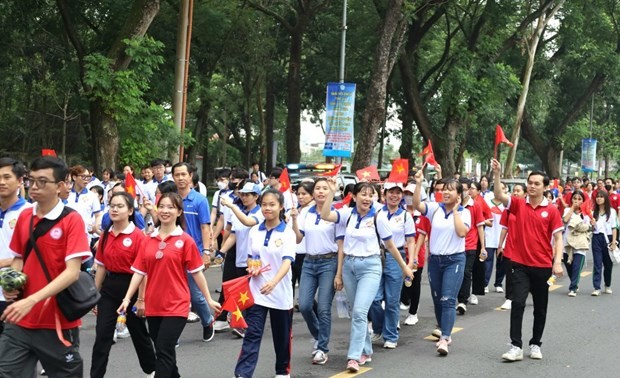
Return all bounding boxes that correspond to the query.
[355,165,380,181]
[387,159,409,183]
[124,171,139,198]
[229,304,248,329]
[334,192,352,209]
[319,164,342,177]
[279,168,291,193]
[418,140,434,156]
[425,152,439,166]
[222,275,254,311]
[494,124,514,159]
[42,149,57,157]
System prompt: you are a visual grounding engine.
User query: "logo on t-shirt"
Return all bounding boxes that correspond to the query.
[541,211,548,218]
[50,227,63,240]
[274,239,283,247]
[123,238,132,247]
[415,219,420,225]
[9,219,16,229]
[175,240,184,249]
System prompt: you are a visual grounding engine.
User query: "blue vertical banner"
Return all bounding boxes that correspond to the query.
[323,82,356,158]
[581,138,597,172]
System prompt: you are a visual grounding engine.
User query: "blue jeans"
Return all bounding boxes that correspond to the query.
[342,254,382,361]
[186,272,213,328]
[484,248,496,287]
[427,253,465,339]
[369,252,404,343]
[298,256,337,353]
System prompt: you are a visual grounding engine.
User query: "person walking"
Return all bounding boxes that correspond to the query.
[491,159,564,362]
[591,190,618,296]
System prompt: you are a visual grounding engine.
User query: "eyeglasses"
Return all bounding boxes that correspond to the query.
[109,204,127,210]
[79,175,92,181]
[28,176,58,188]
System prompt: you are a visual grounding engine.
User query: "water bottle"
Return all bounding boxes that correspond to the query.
[335,291,350,318]
[214,250,225,265]
[116,312,127,333]
[404,276,412,287]
[546,275,557,286]
[479,250,488,262]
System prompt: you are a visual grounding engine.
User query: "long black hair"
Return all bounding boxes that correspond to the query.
[261,189,285,221]
[157,192,187,230]
[594,190,611,222]
[349,182,375,209]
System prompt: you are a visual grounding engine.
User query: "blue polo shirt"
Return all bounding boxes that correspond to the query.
[182,189,211,252]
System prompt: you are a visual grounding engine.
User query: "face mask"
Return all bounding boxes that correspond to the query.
[228,181,238,191]
[217,181,228,190]
[605,184,613,192]
[404,195,413,206]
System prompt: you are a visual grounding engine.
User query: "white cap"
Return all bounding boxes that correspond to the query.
[384,182,403,191]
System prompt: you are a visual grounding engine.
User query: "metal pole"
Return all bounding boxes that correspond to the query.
[172,0,189,163]
[338,0,348,83]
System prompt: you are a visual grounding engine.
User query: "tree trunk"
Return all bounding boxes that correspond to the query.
[187,102,209,165]
[398,104,414,166]
[91,99,120,170]
[265,78,276,171]
[545,145,561,178]
[352,0,406,172]
[285,31,303,163]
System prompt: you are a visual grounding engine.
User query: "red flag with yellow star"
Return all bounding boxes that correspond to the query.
[229,304,248,329]
[355,165,380,181]
[124,171,138,198]
[222,275,254,311]
[387,159,408,183]
[279,168,291,193]
[418,140,434,156]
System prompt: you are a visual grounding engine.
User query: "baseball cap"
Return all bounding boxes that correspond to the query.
[384,182,403,191]
[404,183,417,193]
[239,182,262,195]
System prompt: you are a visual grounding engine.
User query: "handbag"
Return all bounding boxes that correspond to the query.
[609,243,620,265]
[26,207,101,321]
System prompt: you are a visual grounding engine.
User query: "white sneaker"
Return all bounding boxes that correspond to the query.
[312,350,328,365]
[529,344,542,359]
[456,303,467,315]
[502,345,523,361]
[591,289,601,296]
[469,294,478,305]
[500,300,512,310]
[484,287,489,294]
[214,320,230,332]
[370,332,382,343]
[311,339,319,356]
[397,320,400,330]
[495,286,504,293]
[399,302,410,311]
[146,372,155,378]
[383,340,397,349]
[275,375,290,378]
[431,328,442,338]
[404,314,419,326]
[187,311,200,323]
[436,338,449,355]
[568,290,577,297]
[605,287,613,294]
[113,330,118,343]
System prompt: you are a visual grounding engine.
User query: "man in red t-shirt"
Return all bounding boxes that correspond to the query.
[0,157,91,377]
[491,159,563,363]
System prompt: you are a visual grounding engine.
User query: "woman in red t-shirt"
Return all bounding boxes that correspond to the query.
[91,192,156,378]
[118,193,221,378]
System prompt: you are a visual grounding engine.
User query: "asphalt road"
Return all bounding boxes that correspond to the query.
[45,257,620,378]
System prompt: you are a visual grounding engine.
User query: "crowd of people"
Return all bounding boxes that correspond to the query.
[0,155,617,377]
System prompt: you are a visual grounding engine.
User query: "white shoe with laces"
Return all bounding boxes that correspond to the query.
[529,345,542,359]
[500,299,512,310]
[399,302,410,311]
[469,294,478,305]
[605,287,613,294]
[502,345,523,361]
[495,286,504,293]
[312,350,328,365]
[592,289,601,296]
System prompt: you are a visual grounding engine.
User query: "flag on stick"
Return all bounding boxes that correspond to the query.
[494,124,514,160]
[355,165,380,181]
[387,159,409,183]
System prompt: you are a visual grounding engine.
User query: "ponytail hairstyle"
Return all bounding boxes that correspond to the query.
[261,189,286,221]
[157,192,186,230]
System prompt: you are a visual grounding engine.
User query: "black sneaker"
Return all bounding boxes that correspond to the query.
[203,324,215,342]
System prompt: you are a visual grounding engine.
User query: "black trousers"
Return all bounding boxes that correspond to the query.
[216,245,247,321]
[504,257,513,300]
[400,267,424,315]
[510,262,551,348]
[471,248,487,295]
[457,250,477,303]
[0,301,7,335]
[291,253,306,298]
[148,317,186,378]
[90,273,156,378]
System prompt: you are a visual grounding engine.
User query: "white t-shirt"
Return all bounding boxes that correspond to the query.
[484,199,505,248]
[230,206,265,267]
[378,205,415,250]
[593,209,619,238]
[67,188,101,241]
[298,205,338,255]
[0,198,32,301]
[290,206,309,254]
[423,202,471,255]
[248,221,296,310]
[335,207,392,257]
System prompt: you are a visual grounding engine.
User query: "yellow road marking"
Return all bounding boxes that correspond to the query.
[580,271,592,277]
[330,367,372,377]
[424,327,463,341]
[549,284,563,291]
